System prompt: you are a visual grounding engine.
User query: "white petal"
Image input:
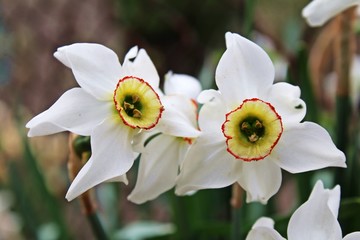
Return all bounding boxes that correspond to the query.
[132,130,161,153]
[272,122,346,173]
[123,46,139,62]
[287,181,342,240]
[164,71,202,99]
[343,232,360,240]
[65,117,136,201]
[107,175,128,183]
[156,95,201,138]
[302,0,359,27]
[216,32,275,106]
[128,135,185,204]
[54,43,121,100]
[307,181,341,218]
[197,89,222,104]
[246,217,285,240]
[26,88,110,137]
[175,132,242,195]
[252,217,276,229]
[121,48,160,88]
[197,90,227,134]
[266,82,307,125]
[237,159,282,204]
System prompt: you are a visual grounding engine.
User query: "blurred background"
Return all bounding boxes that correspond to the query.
[0,0,359,239]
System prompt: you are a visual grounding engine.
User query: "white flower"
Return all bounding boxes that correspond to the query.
[302,0,360,27]
[246,180,360,240]
[128,72,201,204]
[175,32,346,204]
[26,44,183,201]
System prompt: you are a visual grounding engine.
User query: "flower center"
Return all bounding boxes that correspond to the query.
[113,76,164,129]
[222,98,283,161]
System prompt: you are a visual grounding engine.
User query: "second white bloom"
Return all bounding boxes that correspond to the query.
[175,32,346,204]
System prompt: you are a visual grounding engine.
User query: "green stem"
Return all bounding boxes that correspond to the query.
[243,0,257,37]
[21,131,71,239]
[230,183,243,240]
[231,207,242,240]
[87,212,109,240]
[171,195,190,240]
[334,7,356,198]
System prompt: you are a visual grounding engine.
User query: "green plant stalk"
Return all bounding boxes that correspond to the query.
[171,195,191,240]
[334,7,356,198]
[21,132,71,239]
[230,183,243,240]
[243,0,257,37]
[231,207,242,240]
[8,161,40,238]
[87,212,109,240]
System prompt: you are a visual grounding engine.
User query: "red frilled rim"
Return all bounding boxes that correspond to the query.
[221,98,283,161]
[113,76,164,130]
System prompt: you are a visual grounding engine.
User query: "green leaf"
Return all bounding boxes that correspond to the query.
[112,221,175,240]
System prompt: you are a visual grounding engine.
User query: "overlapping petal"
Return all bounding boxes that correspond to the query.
[343,232,360,240]
[65,117,136,201]
[54,43,121,100]
[128,135,183,204]
[197,90,226,134]
[26,88,111,137]
[164,71,202,99]
[266,82,307,125]
[121,48,160,88]
[302,0,359,27]
[216,32,274,106]
[272,122,346,174]
[287,181,342,240]
[156,95,201,138]
[246,181,359,240]
[246,217,286,240]
[175,133,242,195]
[237,159,282,204]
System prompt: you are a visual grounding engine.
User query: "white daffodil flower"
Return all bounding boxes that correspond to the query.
[246,180,360,240]
[26,44,189,201]
[302,0,360,27]
[128,72,201,204]
[175,32,346,204]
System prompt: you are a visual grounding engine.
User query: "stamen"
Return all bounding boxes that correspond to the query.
[241,122,251,131]
[248,133,259,142]
[113,76,164,129]
[222,98,283,161]
[123,102,134,110]
[133,109,142,118]
[132,95,140,103]
[254,120,262,129]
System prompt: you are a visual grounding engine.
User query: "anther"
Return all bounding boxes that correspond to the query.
[248,133,259,142]
[133,109,142,118]
[241,122,251,131]
[132,95,140,103]
[123,102,134,110]
[254,120,262,129]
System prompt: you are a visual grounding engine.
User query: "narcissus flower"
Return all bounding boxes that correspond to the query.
[175,32,346,203]
[26,43,169,201]
[302,0,359,27]
[128,72,201,204]
[246,181,360,240]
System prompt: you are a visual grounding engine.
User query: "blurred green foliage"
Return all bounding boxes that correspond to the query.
[0,0,359,239]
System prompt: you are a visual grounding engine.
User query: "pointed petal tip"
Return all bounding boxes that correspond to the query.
[127,194,146,205]
[124,45,139,62]
[65,189,77,202]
